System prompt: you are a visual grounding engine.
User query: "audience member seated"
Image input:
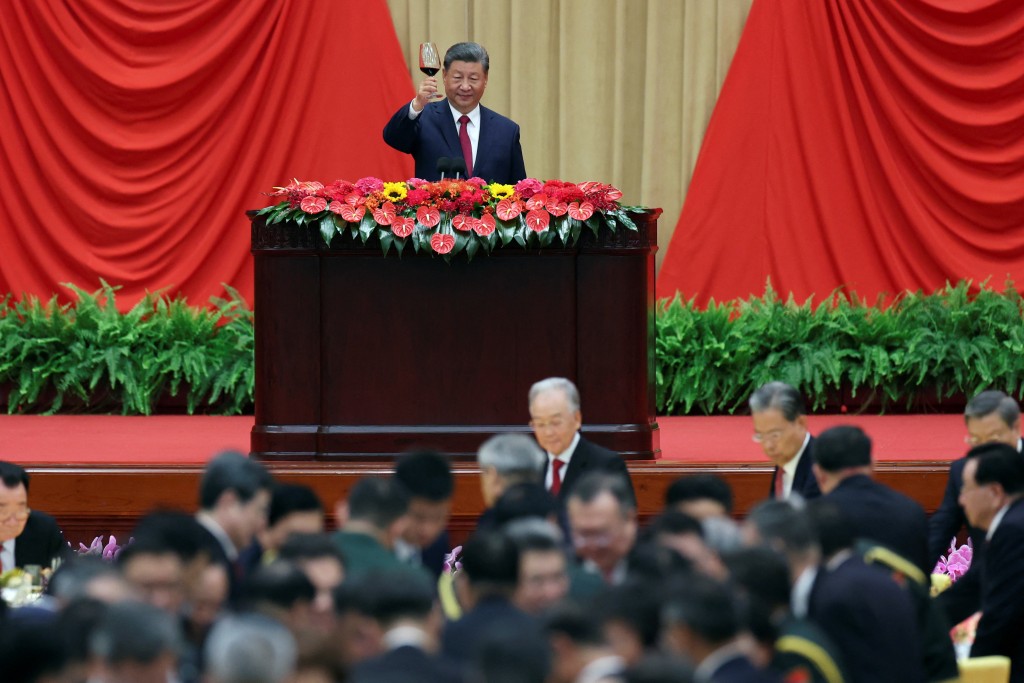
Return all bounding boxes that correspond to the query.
[567,473,638,585]
[529,377,634,502]
[545,600,627,683]
[475,434,547,530]
[332,477,427,581]
[393,450,456,578]
[473,623,552,683]
[117,538,188,616]
[88,600,183,683]
[242,561,316,633]
[442,530,538,664]
[240,482,324,572]
[645,511,726,580]
[749,382,821,501]
[0,460,71,571]
[596,582,663,668]
[194,451,275,602]
[504,518,572,614]
[664,474,734,521]
[204,612,297,683]
[278,532,346,632]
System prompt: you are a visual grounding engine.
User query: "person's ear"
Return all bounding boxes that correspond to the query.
[334,500,349,530]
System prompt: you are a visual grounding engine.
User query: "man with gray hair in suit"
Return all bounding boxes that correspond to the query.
[749,381,821,501]
[528,377,633,502]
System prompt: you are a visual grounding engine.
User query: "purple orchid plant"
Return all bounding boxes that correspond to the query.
[933,537,972,581]
[77,535,128,560]
[443,545,462,574]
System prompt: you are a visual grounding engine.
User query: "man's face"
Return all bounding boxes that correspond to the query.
[966,413,1020,449]
[0,482,29,543]
[442,60,488,114]
[298,556,345,632]
[514,549,569,614]
[568,491,637,577]
[226,488,271,550]
[122,552,187,615]
[751,408,807,467]
[187,563,229,638]
[530,389,583,456]
[403,497,450,549]
[959,458,1002,530]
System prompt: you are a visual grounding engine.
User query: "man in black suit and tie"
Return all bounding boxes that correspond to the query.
[749,382,821,501]
[812,425,930,574]
[384,42,526,184]
[959,443,1024,680]
[0,460,70,571]
[930,390,1021,624]
[528,377,634,503]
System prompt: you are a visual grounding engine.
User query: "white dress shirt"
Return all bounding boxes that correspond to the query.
[779,432,811,498]
[546,432,581,490]
[0,538,14,571]
[407,100,480,169]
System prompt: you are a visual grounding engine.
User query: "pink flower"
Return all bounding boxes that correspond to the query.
[300,196,327,213]
[514,178,543,198]
[355,177,384,194]
[443,546,463,574]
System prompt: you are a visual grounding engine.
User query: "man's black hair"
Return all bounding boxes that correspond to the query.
[648,510,704,539]
[460,530,520,593]
[805,500,854,559]
[278,532,345,568]
[132,509,213,563]
[268,483,323,528]
[597,581,662,648]
[813,425,872,471]
[745,500,817,555]
[346,570,435,626]
[664,474,733,514]
[394,450,454,502]
[545,600,606,647]
[346,477,410,529]
[663,575,738,646]
[198,450,273,510]
[970,443,1024,495]
[0,460,30,492]
[494,482,559,526]
[242,561,316,611]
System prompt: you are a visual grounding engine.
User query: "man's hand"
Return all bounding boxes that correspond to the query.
[412,76,439,111]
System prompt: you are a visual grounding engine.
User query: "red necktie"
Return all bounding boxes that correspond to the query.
[458,115,473,177]
[774,468,785,499]
[550,459,565,496]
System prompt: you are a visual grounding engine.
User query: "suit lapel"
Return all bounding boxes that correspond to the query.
[433,102,462,158]
[474,106,494,178]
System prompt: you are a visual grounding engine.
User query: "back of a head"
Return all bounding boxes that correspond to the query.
[346,476,410,529]
[461,530,520,593]
[477,434,546,483]
[664,474,733,515]
[348,569,435,627]
[722,546,792,612]
[965,390,1020,426]
[205,613,297,683]
[649,510,704,540]
[132,509,211,563]
[504,517,565,551]
[0,460,29,492]
[47,556,128,602]
[199,450,273,510]
[0,618,70,683]
[970,442,1024,495]
[805,500,854,559]
[748,381,806,420]
[394,450,454,502]
[89,600,182,665]
[278,532,346,567]
[243,561,316,611]
[663,575,739,647]
[494,482,559,525]
[813,425,872,472]
[745,499,817,556]
[623,654,696,683]
[268,483,323,527]
[474,623,551,683]
[597,581,663,649]
[545,600,606,647]
[626,541,695,582]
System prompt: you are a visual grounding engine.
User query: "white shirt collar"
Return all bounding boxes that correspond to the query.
[987,502,1013,541]
[196,512,238,560]
[791,565,818,618]
[0,538,15,571]
[383,625,430,651]
[778,432,810,498]
[694,641,747,683]
[546,433,581,489]
[448,103,480,126]
[576,654,625,683]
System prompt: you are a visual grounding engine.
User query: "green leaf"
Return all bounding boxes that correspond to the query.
[465,237,480,262]
[358,214,376,242]
[319,217,336,246]
[379,231,394,256]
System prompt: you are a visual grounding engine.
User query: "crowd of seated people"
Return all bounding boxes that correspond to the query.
[0,379,1021,683]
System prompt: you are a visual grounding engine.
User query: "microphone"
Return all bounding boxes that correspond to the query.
[436,157,454,179]
[450,158,467,180]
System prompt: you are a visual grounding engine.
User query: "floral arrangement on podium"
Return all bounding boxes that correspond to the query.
[257,176,641,260]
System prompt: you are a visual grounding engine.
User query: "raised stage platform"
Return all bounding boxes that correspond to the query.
[1,414,963,546]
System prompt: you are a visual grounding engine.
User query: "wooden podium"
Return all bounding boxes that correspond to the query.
[250,209,661,461]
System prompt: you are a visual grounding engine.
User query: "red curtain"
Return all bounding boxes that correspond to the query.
[0,0,414,308]
[657,0,1024,305]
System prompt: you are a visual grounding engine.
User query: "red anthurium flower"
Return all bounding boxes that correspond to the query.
[546,200,568,217]
[340,204,366,222]
[577,181,600,194]
[328,201,346,215]
[417,206,441,227]
[567,201,594,221]
[473,214,496,236]
[526,194,547,211]
[372,201,397,226]
[391,216,415,237]
[430,233,455,254]
[345,192,363,207]
[604,187,623,201]
[525,209,550,232]
[496,199,522,221]
[300,196,327,213]
[452,214,474,232]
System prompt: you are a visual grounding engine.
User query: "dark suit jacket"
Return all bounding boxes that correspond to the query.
[383,100,526,184]
[14,510,70,568]
[769,437,821,501]
[928,456,987,562]
[441,596,538,664]
[705,652,781,683]
[809,555,925,683]
[544,436,635,503]
[351,644,463,683]
[825,474,930,575]
[972,498,1024,681]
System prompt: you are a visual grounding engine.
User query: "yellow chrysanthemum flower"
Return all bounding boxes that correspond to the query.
[382,182,408,202]
[488,183,515,201]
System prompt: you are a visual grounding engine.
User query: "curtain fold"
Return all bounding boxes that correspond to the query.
[0,0,414,307]
[657,0,1024,303]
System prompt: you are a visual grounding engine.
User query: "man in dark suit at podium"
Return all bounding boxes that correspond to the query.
[528,377,634,503]
[0,460,70,571]
[749,382,821,501]
[383,42,526,184]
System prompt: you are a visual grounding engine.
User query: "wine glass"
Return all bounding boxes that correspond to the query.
[419,42,442,99]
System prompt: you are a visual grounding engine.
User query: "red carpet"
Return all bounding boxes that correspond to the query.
[0,414,963,465]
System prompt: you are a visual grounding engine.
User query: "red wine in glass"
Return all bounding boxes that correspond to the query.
[419,43,442,98]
